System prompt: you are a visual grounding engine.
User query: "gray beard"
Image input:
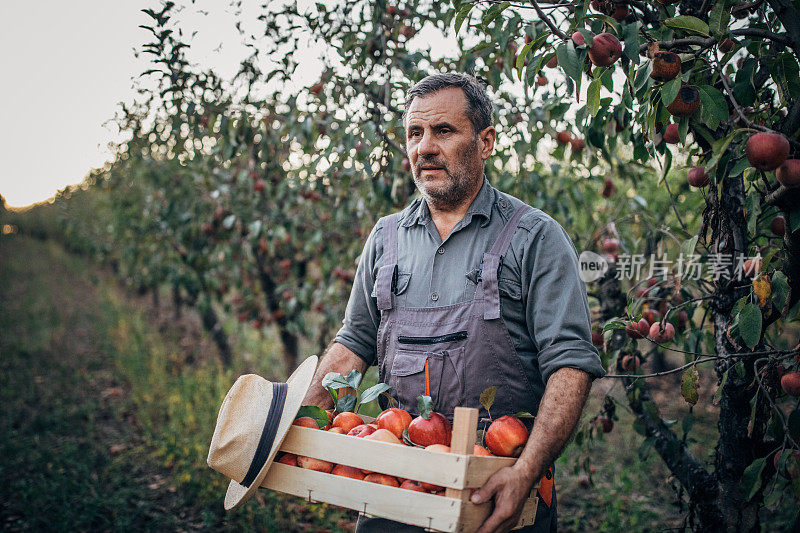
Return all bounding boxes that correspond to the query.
[413,141,483,212]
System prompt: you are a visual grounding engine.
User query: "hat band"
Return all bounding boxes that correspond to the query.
[240,382,288,488]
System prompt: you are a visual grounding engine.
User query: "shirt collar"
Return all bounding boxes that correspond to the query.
[401,176,495,228]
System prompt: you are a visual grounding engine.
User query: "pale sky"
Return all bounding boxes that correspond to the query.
[0,1,477,209]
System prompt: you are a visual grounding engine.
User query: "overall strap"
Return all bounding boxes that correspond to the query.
[480,205,532,320]
[375,213,400,312]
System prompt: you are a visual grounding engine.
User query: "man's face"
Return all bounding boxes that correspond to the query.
[404,87,495,210]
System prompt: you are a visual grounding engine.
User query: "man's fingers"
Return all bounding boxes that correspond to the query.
[474,504,515,533]
[470,476,499,504]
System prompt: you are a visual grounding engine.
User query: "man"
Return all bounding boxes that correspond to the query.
[302,73,605,532]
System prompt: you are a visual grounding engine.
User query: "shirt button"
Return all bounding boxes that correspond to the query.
[437,247,445,254]
[431,292,439,301]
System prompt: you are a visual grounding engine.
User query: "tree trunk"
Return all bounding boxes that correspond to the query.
[185,290,232,367]
[172,284,182,321]
[278,325,299,378]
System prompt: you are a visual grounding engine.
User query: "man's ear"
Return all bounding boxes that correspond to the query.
[479,127,496,160]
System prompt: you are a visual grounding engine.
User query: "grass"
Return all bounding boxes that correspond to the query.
[1,233,797,531]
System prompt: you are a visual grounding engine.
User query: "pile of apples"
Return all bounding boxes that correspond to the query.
[277,408,529,494]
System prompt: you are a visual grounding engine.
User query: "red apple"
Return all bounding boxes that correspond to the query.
[588,33,622,67]
[621,354,641,371]
[770,216,786,236]
[601,178,614,197]
[572,31,587,46]
[746,133,790,171]
[333,411,363,434]
[293,417,321,429]
[348,424,377,438]
[777,159,800,187]
[649,321,675,343]
[594,416,613,433]
[364,473,400,486]
[688,166,710,187]
[556,130,572,145]
[297,455,334,473]
[781,372,800,396]
[408,412,451,447]
[485,415,528,457]
[376,408,412,439]
[650,51,681,82]
[663,123,680,144]
[277,452,298,467]
[331,464,365,480]
[400,480,428,492]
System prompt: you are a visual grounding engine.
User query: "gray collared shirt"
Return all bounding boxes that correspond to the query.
[335,178,605,401]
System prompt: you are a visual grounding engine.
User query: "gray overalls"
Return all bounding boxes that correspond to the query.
[357,206,556,532]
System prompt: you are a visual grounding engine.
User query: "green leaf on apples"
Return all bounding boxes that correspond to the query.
[681,366,700,405]
[708,1,730,40]
[417,395,434,419]
[587,78,601,116]
[662,16,709,36]
[454,3,473,34]
[360,382,391,405]
[602,319,626,333]
[345,369,363,389]
[771,271,789,311]
[480,386,497,411]
[512,411,535,419]
[322,372,348,389]
[326,386,338,404]
[336,393,357,413]
[697,85,728,124]
[739,303,762,349]
[401,428,424,447]
[296,405,329,428]
[556,41,582,86]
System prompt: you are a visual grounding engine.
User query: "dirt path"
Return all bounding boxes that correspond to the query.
[0,236,196,531]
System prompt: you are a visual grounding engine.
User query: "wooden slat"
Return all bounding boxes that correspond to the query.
[457,496,538,532]
[446,408,479,501]
[462,454,518,487]
[262,462,463,532]
[281,426,471,489]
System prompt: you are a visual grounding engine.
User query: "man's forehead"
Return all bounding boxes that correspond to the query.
[405,87,470,125]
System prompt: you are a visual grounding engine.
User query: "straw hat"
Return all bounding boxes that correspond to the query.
[208,355,318,510]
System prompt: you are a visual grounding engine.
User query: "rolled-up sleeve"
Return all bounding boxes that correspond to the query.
[524,218,606,384]
[333,219,384,366]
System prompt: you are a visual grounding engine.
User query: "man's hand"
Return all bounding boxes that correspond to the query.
[470,464,537,533]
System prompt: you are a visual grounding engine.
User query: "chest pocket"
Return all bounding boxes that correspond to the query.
[372,271,411,299]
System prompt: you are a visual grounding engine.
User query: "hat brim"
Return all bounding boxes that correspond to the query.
[223,354,318,510]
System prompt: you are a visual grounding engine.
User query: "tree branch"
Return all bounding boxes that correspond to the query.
[731,27,793,47]
[528,0,569,40]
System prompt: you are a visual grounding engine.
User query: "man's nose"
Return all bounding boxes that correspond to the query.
[416,130,439,156]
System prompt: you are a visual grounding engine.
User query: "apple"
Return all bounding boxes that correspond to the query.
[649,321,676,343]
[333,411,364,434]
[666,85,701,117]
[663,123,680,144]
[777,159,800,187]
[571,138,586,153]
[594,416,613,433]
[293,416,321,429]
[718,38,735,53]
[688,166,710,187]
[485,415,528,457]
[591,331,605,347]
[746,133,790,171]
[419,444,451,490]
[473,444,493,456]
[401,157,412,172]
[328,427,346,434]
[602,238,620,253]
[331,464,365,480]
[621,354,641,371]
[310,83,324,95]
[376,407,412,439]
[770,216,786,236]
[254,178,266,192]
[536,75,548,86]
[611,4,629,21]
[590,0,608,11]
[626,318,649,339]
[743,257,762,277]
[387,4,398,16]
[572,31,586,46]
[774,449,800,479]
[546,56,559,68]
[277,452,298,467]
[781,372,800,396]
[348,424,377,438]
[364,473,400,486]
[364,428,404,445]
[297,455,334,473]
[588,33,622,67]
[601,178,614,197]
[556,130,572,145]
[650,50,681,82]
[400,480,428,492]
[400,25,416,39]
[408,411,451,447]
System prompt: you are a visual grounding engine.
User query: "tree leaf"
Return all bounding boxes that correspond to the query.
[360,382,391,405]
[697,85,729,123]
[454,3,473,34]
[587,78,601,116]
[322,372,351,389]
[512,411,535,418]
[480,386,497,411]
[708,1,730,40]
[296,405,329,428]
[753,276,772,308]
[661,77,682,107]
[662,16,710,36]
[556,41,582,86]
[741,457,766,501]
[336,393,357,413]
[713,368,728,406]
[417,395,434,419]
[771,271,789,310]
[681,366,700,405]
[345,369,363,389]
[738,303,762,348]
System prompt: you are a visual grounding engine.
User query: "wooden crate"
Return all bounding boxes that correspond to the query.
[261,407,538,532]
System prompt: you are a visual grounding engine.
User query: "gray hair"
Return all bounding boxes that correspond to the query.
[403,73,494,134]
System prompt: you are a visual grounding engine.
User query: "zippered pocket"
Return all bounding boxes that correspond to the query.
[397,331,467,345]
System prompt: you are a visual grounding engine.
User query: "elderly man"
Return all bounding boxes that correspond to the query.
[303,73,605,532]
